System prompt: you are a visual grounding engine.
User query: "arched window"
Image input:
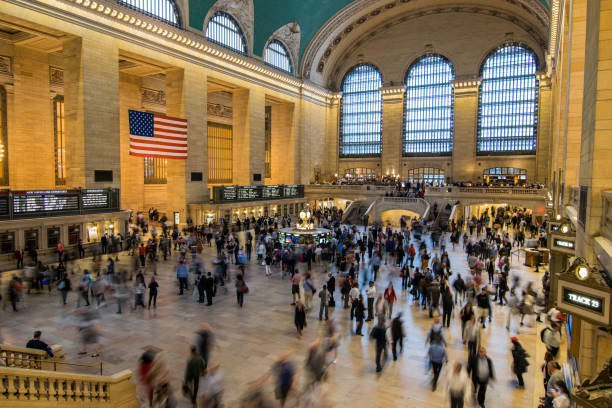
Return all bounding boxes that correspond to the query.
[264,40,293,74]
[477,44,539,154]
[0,85,7,185]
[117,0,181,27]
[205,12,248,55]
[339,64,383,157]
[403,55,454,155]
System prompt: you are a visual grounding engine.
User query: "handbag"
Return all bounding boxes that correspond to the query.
[242,284,249,293]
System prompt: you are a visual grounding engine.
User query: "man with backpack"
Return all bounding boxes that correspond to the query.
[426,316,446,346]
[542,322,562,358]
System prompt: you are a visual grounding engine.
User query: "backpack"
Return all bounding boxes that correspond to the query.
[540,327,550,342]
[429,327,442,344]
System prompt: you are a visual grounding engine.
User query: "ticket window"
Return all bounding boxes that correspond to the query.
[25,230,39,250]
[290,204,294,214]
[264,207,269,217]
[104,222,116,237]
[47,227,60,249]
[68,225,81,245]
[86,223,100,243]
[283,205,288,216]
[0,232,15,254]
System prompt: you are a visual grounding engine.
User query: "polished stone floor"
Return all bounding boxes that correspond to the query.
[0,228,551,407]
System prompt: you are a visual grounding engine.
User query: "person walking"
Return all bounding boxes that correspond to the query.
[428,340,447,390]
[273,353,296,408]
[445,362,472,408]
[390,313,405,361]
[327,272,335,306]
[235,274,246,307]
[291,271,301,305]
[366,281,376,321]
[184,345,205,407]
[58,274,71,306]
[176,260,189,295]
[147,276,158,310]
[463,314,481,358]
[354,295,366,336]
[442,286,454,328]
[303,274,316,310]
[370,320,388,373]
[318,284,329,321]
[294,301,306,337]
[204,272,215,306]
[383,282,397,319]
[467,347,495,408]
[510,337,529,388]
[476,287,492,328]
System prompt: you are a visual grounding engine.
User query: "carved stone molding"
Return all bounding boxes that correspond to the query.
[49,66,64,87]
[204,0,254,54]
[0,56,13,80]
[141,88,166,106]
[265,22,301,73]
[207,102,233,119]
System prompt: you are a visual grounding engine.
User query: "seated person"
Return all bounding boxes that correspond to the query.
[26,331,54,357]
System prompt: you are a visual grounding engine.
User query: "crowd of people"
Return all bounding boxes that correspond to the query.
[4,203,571,408]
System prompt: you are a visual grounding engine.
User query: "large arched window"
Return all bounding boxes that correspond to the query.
[117,0,181,27]
[403,55,454,156]
[264,40,293,74]
[205,12,248,55]
[0,86,6,185]
[339,64,383,157]
[477,44,539,154]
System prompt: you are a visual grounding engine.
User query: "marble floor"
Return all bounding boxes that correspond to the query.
[0,229,552,407]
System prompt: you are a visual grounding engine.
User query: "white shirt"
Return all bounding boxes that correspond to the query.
[366,286,376,299]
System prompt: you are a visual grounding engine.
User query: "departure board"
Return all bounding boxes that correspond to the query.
[213,185,304,203]
[82,190,110,208]
[262,185,282,199]
[12,190,80,214]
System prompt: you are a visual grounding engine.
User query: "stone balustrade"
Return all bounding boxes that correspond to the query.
[0,366,137,407]
[0,345,64,371]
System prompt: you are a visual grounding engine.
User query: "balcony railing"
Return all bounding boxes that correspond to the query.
[426,186,544,195]
[0,345,64,371]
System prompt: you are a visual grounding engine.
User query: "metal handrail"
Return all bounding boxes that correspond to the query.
[49,359,104,376]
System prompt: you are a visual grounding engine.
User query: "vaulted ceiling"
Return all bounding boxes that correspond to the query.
[188,0,550,59]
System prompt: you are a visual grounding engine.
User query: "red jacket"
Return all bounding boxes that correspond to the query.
[384,287,397,303]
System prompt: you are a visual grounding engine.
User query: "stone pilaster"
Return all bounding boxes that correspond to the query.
[183,67,207,203]
[270,102,295,184]
[63,37,120,188]
[232,87,266,185]
[10,46,55,189]
[451,78,480,182]
[165,68,187,221]
[536,74,552,184]
[380,85,405,176]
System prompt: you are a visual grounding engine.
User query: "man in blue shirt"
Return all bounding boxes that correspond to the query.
[26,331,54,357]
[176,260,189,295]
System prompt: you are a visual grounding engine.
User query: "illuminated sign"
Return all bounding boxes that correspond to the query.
[563,288,604,314]
[554,239,574,249]
[213,185,304,204]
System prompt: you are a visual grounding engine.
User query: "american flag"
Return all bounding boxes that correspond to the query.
[128,110,188,159]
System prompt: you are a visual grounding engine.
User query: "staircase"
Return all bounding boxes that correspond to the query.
[0,344,137,407]
[432,203,453,232]
[342,201,367,225]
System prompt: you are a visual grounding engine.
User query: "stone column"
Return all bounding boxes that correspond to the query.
[451,78,480,182]
[380,85,405,177]
[233,87,266,185]
[62,37,120,188]
[165,68,187,222]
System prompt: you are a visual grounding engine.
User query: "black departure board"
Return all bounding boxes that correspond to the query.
[82,190,110,208]
[12,190,80,214]
[213,185,304,203]
[263,185,282,198]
